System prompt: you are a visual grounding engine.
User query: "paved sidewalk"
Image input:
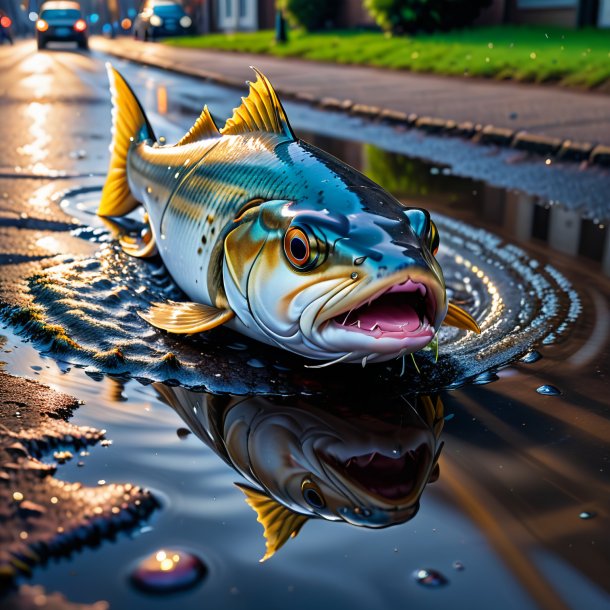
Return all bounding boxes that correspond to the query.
[92,36,610,153]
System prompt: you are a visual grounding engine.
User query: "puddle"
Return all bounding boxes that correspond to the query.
[0,57,608,610]
[0,182,579,396]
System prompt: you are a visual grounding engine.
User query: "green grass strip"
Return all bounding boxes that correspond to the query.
[165,26,610,89]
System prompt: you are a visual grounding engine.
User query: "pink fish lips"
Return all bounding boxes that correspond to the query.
[333,279,437,341]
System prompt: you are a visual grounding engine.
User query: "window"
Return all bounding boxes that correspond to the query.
[578,219,606,262]
[531,204,550,242]
[517,0,577,8]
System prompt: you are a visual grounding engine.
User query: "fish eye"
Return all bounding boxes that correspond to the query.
[284,226,315,270]
[428,220,440,256]
[301,478,326,509]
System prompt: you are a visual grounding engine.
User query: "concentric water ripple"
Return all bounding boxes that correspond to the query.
[0,186,580,397]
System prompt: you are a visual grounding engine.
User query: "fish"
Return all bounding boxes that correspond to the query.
[98,64,480,365]
[155,383,445,561]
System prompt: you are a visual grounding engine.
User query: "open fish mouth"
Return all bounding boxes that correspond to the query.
[327,445,431,504]
[331,279,437,341]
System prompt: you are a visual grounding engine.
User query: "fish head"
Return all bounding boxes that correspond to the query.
[240,400,442,528]
[223,186,446,363]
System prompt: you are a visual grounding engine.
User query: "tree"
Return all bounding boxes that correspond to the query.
[278,0,341,32]
[364,0,492,34]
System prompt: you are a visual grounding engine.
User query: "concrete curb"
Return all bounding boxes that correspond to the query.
[100,45,610,168]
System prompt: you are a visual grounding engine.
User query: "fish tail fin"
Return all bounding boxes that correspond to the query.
[98,64,156,217]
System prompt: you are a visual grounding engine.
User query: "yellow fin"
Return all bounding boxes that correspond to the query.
[175,105,220,146]
[443,302,481,334]
[419,395,444,437]
[235,483,308,562]
[99,64,155,217]
[119,232,157,258]
[119,215,157,258]
[221,67,294,140]
[138,301,234,334]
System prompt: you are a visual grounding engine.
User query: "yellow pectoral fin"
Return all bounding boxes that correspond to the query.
[444,302,481,334]
[138,301,234,334]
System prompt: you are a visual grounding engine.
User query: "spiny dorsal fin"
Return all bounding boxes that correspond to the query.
[221,67,295,140]
[443,302,481,334]
[235,483,308,562]
[175,105,220,146]
[138,300,234,334]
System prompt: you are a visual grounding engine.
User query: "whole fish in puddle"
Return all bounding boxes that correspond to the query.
[99,64,479,365]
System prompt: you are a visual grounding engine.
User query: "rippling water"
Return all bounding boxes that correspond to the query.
[1,184,580,397]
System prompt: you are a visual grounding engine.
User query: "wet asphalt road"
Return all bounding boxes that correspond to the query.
[0,39,609,610]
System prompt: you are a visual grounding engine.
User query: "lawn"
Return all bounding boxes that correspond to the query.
[165,26,610,89]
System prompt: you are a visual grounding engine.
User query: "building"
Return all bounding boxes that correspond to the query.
[204,0,609,33]
[478,0,610,27]
[203,0,375,34]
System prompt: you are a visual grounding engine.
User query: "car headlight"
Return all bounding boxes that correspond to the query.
[149,14,162,27]
[179,16,192,28]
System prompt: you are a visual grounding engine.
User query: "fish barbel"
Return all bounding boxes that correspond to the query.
[98,64,479,364]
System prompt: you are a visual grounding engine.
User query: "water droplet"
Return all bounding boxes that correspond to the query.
[247,358,265,368]
[131,549,207,593]
[413,568,448,587]
[452,561,465,571]
[473,371,498,385]
[350,272,358,280]
[520,350,541,364]
[579,511,596,520]
[536,384,562,396]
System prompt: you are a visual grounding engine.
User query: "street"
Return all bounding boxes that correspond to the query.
[0,38,609,610]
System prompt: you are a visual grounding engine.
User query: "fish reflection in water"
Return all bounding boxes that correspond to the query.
[154,384,444,561]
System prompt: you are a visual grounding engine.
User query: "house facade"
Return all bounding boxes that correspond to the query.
[177,0,610,33]
[479,0,610,27]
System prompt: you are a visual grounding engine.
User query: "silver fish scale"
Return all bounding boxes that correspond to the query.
[132,135,294,305]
